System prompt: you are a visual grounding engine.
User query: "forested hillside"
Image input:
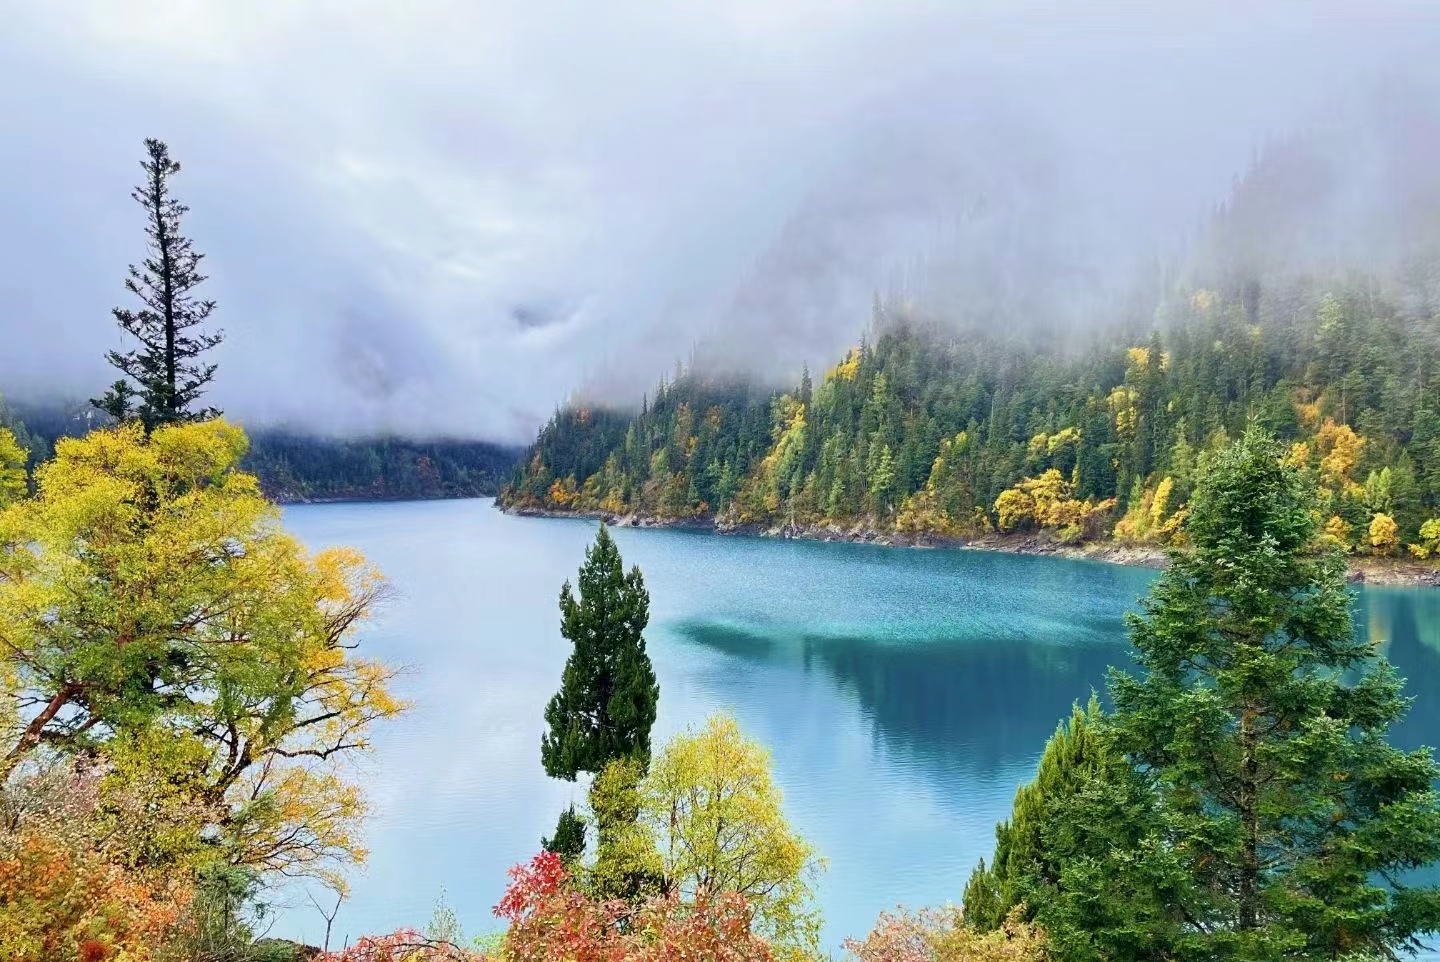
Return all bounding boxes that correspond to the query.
[501,109,1440,562]
[502,277,1440,559]
[2,401,521,502]
[242,432,521,502]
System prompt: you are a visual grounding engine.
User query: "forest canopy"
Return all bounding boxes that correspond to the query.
[503,275,1440,560]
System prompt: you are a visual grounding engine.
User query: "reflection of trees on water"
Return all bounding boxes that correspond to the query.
[674,587,1440,783]
[1356,589,1440,891]
[1359,590,1440,755]
[803,631,1130,774]
[671,618,1131,775]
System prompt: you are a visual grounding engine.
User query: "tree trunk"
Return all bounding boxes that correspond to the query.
[152,165,178,415]
[0,682,78,778]
[1237,706,1261,930]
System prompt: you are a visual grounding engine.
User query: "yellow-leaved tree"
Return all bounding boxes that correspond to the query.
[0,427,25,508]
[646,715,821,956]
[1412,518,1440,559]
[993,470,1114,542]
[589,714,822,958]
[0,420,404,892]
[1369,512,1400,556]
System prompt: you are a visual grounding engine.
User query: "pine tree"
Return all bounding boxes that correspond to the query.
[542,523,659,780]
[94,138,223,431]
[1107,427,1440,958]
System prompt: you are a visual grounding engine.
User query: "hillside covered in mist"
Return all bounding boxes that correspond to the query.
[1,401,521,503]
[500,114,1440,562]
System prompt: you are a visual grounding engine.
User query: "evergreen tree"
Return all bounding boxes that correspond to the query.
[1106,427,1440,958]
[541,804,587,865]
[94,138,223,431]
[541,523,659,851]
[963,696,1191,962]
[963,697,1119,931]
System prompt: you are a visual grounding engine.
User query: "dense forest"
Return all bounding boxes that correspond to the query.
[501,276,1440,559]
[501,110,1440,562]
[2,401,521,502]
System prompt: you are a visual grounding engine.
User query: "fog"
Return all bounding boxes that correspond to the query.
[0,0,1436,442]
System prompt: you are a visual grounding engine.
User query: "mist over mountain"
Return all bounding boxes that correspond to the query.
[1,2,1437,442]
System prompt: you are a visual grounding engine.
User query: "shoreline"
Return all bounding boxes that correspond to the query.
[269,490,498,506]
[499,503,1440,589]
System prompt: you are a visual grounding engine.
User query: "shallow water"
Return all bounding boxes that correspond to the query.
[273,498,1440,952]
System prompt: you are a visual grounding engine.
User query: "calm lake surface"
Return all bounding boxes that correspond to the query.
[274,497,1440,952]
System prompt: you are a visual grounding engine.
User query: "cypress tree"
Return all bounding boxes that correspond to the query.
[94,138,223,431]
[540,524,659,852]
[1106,427,1440,959]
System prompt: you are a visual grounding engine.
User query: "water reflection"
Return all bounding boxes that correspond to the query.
[673,619,1126,774]
[1360,589,1440,754]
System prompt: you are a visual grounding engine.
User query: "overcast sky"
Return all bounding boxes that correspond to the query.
[0,1,1436,442]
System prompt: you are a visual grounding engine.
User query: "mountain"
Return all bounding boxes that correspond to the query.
[499,118,1440,562]
[2,400,522,503]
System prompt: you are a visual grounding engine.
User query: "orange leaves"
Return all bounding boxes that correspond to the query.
[494,852,775,962]
[844,906,1046,962]
[495,850,568,923]
[317,928,479,962]
[549,476,581,508]
[0,775,191,962]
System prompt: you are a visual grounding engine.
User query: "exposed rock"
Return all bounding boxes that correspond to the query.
[494,502,1437,587]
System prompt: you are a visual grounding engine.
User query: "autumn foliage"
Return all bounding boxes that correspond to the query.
[993,470,1114,542]
[0,766,192,962]
[843,906,1046,962]
[495,851,775,962]
[316,929,479,962]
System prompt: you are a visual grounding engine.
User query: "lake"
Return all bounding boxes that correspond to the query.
[273,497,1440,953]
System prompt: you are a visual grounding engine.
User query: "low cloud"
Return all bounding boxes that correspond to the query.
[0,0,1436,441]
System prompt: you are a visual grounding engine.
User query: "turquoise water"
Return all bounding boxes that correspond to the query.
[274,498,1440,952]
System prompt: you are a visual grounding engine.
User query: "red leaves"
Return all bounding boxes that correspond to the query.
[494,850,567,922]
[327,852,775,962]
[496,852,774,962]
[78,941,110,962]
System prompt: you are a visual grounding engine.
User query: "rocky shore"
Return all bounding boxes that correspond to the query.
[499,503,1440,588]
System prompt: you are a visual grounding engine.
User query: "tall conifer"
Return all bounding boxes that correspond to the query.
[542,524,658,780]
[1107,428,1440,958]
[540,524,658,858]
[94,138,223,430]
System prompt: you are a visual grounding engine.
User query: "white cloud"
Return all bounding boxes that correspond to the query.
[0,0,1436,440]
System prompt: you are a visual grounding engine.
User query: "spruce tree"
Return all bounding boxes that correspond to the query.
[541,524,659,852]
[1105,427,1440,959]
[94,138,223,431]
